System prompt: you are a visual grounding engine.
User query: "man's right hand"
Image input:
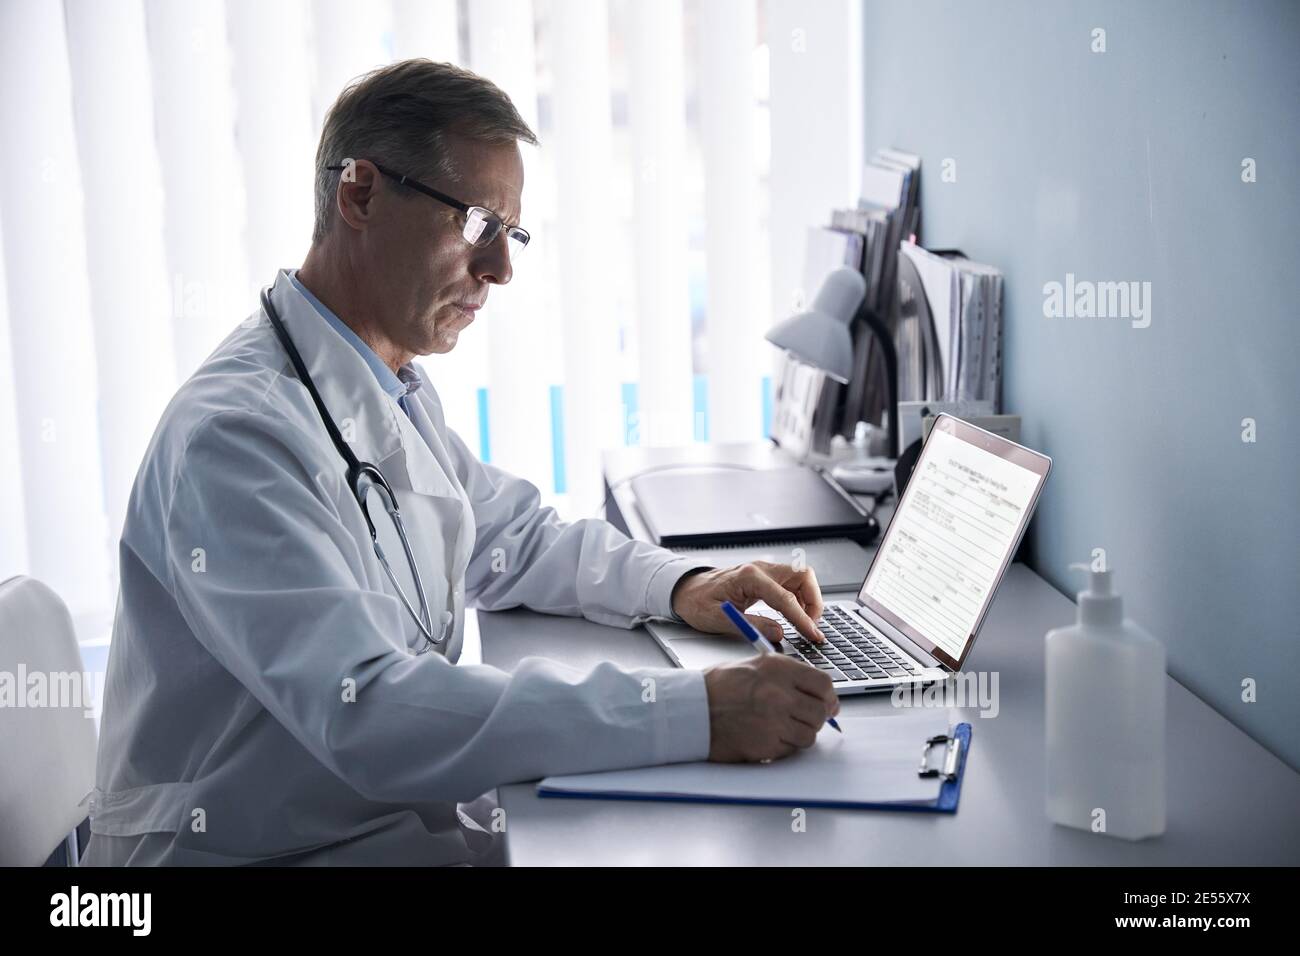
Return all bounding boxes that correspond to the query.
[703,655,839,762]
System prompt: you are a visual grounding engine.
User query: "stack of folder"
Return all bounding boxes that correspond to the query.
[783,148,922,453]
[844,146,922,317]
[774,150,1004,455]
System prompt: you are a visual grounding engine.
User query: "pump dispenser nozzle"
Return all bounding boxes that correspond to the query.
[1068,562,1122,628]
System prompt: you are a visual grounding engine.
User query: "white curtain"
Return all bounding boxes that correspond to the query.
[1,0,115,629]
[0,0,865,647]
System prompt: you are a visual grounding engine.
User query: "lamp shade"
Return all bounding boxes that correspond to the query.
[765,266,865,384]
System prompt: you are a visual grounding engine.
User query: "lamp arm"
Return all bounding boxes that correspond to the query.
[855,302,899,458]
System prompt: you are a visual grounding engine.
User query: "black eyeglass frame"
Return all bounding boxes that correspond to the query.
[326,160,530,253]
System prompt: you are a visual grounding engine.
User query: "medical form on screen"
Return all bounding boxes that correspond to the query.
[860,427,1041,661]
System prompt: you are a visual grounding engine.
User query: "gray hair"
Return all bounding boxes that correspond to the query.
[312,58,538,243]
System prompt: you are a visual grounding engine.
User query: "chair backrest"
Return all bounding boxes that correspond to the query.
[0,576,99,865]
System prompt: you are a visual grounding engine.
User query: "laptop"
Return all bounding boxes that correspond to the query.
[647,414,1052,693]
[630,466,878,548]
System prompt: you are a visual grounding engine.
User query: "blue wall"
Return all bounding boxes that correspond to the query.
[861,0,1300,767]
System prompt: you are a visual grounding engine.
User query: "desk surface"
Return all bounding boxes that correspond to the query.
[480,444,1300,866]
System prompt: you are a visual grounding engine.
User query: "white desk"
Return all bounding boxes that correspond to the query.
[479,445,1300,865]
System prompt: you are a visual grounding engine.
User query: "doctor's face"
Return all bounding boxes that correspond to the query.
[371,136,524,355]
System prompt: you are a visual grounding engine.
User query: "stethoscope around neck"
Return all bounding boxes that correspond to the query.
[260,286,446,650]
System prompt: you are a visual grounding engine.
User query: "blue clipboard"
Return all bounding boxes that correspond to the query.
[538,722,972,814]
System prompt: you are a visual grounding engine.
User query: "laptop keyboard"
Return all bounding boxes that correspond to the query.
[771,605,920,684]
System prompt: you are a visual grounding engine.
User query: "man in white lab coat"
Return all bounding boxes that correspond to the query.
[87,60,836,866]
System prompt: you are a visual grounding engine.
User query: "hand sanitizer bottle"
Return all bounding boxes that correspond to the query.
[1045,563,1166,840]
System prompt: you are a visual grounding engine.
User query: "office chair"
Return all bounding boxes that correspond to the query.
[0,575,99,865]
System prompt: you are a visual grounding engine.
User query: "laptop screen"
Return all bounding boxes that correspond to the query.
[858,415,1050,670]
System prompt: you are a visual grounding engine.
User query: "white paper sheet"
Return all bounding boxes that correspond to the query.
[539,710,961,807]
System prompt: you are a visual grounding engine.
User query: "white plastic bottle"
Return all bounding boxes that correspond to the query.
[1045,564,1166,840]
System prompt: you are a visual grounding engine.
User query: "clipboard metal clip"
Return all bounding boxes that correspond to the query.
[918,732,962,781]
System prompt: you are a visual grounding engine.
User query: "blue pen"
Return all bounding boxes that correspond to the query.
[720,601,842,733]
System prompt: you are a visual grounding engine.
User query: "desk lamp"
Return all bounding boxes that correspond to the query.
[765,266,900,460]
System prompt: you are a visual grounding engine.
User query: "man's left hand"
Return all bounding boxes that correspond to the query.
[670,561,826,645]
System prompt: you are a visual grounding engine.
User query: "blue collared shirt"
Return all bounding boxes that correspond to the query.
[289,270,422,418]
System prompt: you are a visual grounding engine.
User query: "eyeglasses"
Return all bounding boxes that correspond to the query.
[327,160,530,259]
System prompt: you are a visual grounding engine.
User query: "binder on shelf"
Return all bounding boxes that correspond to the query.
[840,148,922,443]
[895,243,1004,408]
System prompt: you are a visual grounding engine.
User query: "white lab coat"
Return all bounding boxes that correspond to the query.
[84,270,710,866]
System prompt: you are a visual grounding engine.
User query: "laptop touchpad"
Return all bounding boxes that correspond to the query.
[670,633,755,669]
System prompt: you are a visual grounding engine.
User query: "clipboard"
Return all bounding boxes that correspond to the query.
[537,716,972,815]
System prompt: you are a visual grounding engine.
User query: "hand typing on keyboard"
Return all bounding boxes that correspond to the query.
[669,559,827,645]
